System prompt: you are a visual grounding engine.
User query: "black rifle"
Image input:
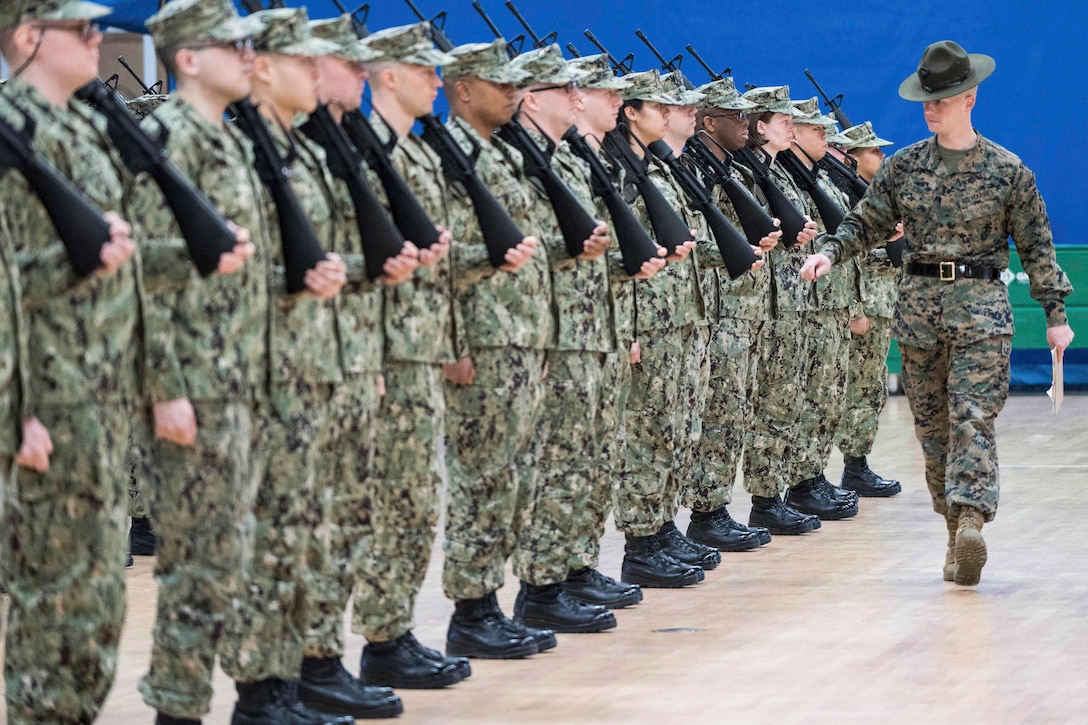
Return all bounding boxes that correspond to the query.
[562,128,660,276]
[0,113,108,277]
[117,55,164,96]
[472,3,601,258]
[584,30,635,75]
[804,69,852,130]
[405,0,525,268]
[75,79,237,277]
[647,140,757,280]
[504,1,556,49]
[730,146,804,248]
[684,44,730,82]
[684,132,778,244]
[819,151,868,207]
[635,29,695,90]
[777,147,845,235]
[300,105,408,280]
[330,0,371,39]
[228,98,328,293]
[471,0,520,57]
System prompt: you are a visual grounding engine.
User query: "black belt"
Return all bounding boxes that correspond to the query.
[904,261,1003,281]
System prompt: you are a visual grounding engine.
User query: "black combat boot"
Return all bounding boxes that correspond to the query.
[155,714,201,725]
[620,533,704,588]
[445,595,539,659]
[564,567,643,609]
[655,520,721,570]
[298,656,403,719]
[815,473,859,505]
[841,455,902,497]
[748,495,820,535]
[130,516,157,556]
[481,591,558,652]
[785,477,858,520]
[513,581,617,633]
[360,631,467,689]
[686,507,763,552]
[232,678,351,725]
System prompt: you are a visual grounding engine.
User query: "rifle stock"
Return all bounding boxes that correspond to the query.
[684,134,778,244]
[0,114,109,277]
[732,146,804,247]
[75,79,236,277]
[777,148,845,235]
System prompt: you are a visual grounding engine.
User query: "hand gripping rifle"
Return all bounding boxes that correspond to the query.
[75,79,238,276]
[473,2,600,258]
[328,0,443,251]
[228,98,328,293]
[584,32,694,255]
[683,132,778,245]
[776,147,845,235]
[0,113,108,277]
[403,0,526,268]
[646,140,756,280]
[299,105,408,280]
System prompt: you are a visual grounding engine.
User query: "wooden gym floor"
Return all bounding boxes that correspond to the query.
[3,393,1088,724]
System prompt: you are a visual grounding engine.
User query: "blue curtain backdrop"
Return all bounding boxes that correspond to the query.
[105,0,1088,248]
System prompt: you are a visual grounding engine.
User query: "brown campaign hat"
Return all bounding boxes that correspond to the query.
[898,40,995,102]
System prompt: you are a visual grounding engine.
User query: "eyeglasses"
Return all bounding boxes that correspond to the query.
[706,111,748,122]
[185,37,255,54]
[35,20,101,43]
[530,81,577,94]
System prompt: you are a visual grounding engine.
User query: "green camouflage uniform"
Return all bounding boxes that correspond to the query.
[218,10,344,684]
[0,203,26,578]
[441,111,555,601]
[0,72,142,724]
[128,68,274,722]
[818,133,1072,521]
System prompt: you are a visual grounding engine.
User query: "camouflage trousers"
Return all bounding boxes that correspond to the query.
[305,375,381,656]
[683,317,762,512]
[127,411,152,519]
[568,350,629,572]
[4,402,131,724]
[615,324,693,537]
[512,350,605,586]
[352,363,444,643]
[220,381,333,683]
[0,455,12,586]
[834,315,893,457]
[743,313,808,498]
[138,400,261,719]
[667,324,710,521]
[794,308,851,482]
[443,346,546,601]
[900,335,1011,522]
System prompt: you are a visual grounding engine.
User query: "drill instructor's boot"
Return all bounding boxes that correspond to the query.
[943,515,958,582]
[953,507,988,586]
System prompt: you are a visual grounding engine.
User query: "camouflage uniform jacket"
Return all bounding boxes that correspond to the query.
[820,133,1073,346]
[677,153,724,321]
[858,249,900,319]
[264,119,343,386]
[768,156,816,315]
[811,166,861,312]
[710,161,770,322]
[371,113,458,365]
[0,79,142,414]
[444,116,555,353]
[537,133,614,353]
[593,145,637,346]
[132,96,271,403]
[628,158,706,334]
[0,212,27,456]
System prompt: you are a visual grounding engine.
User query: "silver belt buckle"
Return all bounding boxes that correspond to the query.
[939,261,956,281]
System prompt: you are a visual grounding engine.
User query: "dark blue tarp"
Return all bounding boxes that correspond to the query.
[103,1,1088,248]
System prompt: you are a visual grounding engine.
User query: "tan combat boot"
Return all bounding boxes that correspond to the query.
[953,507,987,586]
[943,516,957,581]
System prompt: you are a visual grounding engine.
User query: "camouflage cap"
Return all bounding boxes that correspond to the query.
[251,7,339,57]
[511,44,574,86]
[620,69,675,105]
[837,121,893,150]
[742,85,803,116]
[146,0,264,49]
[0,0,110,29]
[566,54,630,91]
[362,22,454,67]
[791,96,839,128]
[443,39,527,83]
[660,71,705,106]
[309,15,382,63]
[695,77,757,111]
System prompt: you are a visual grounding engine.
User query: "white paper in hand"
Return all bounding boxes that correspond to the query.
[1046,348,1064,414]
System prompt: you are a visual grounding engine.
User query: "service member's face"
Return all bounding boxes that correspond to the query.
[715,109,749,151]
[792,122,827,161]
[922,90,975,135]
[464,77,520,127]
[25,19,103,89]
[265,54,320,115]
[316,55,367,111]
[626,100,669,143]
[577,87,622,135]
[392,62,442,118]
[849,145,885,182]
[188,40,255,104]
[758,112,794,153]
[525,82,578,137]
[666,103,697,141]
